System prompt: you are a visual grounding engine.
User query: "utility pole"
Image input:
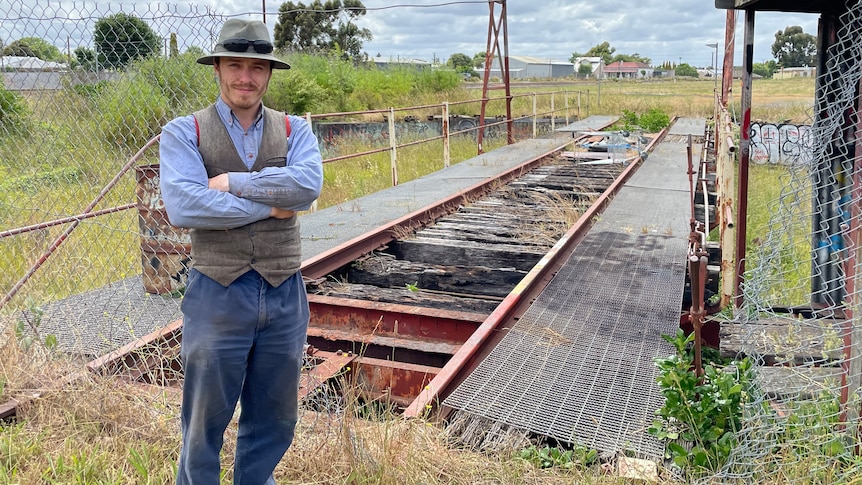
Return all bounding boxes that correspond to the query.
[706,42,719,92]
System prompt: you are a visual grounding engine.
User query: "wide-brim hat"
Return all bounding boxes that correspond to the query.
[197,18,290,70]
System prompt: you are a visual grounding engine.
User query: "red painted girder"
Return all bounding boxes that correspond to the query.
[350,354,439,408]
[308,294,485,346]
[299,351,356,400]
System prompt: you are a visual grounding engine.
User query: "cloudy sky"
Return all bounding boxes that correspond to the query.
[1,1,821,69]
[254,0,821,68]
[342,0,818,67]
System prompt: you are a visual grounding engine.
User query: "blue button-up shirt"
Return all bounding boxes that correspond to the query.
[159,97,323,230]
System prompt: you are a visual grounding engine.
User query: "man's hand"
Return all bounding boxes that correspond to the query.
[208,173,230,192]
[270,207,296,219]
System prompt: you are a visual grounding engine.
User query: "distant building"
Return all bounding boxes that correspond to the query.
[697,67,718,78]
[372,57,431,70]
[731,66,763,79]
[487,56,574,80]
[572,56,605,79]
[773,67,816,79]
[1,56,67,71]
[0,55,118,91]
[603,61,653,79]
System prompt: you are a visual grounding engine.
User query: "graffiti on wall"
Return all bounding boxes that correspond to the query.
[750,122,813,165]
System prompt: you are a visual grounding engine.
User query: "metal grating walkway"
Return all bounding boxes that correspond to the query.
[443,119,700,460]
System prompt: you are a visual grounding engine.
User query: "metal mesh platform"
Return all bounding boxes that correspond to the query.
[33,276,182,357]
[443,125,698,460]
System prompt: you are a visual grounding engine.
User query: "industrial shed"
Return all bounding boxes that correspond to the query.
[487,55,574,80]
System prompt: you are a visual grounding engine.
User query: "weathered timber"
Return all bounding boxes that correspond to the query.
[757,365,843,400]
[308,281,499,314]
[417,226,558,248]
[390,238,544,272]
[719,317,845,365]
[348,252,527,298]
[528,165,624,180]
[509,177,614,192]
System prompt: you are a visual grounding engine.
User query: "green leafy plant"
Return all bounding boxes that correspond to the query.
[649,329,753,476]
[0,79,28,132]
[14,302,58,352]
[619,107,670,133]
[638,108,671,132]
[517,444,597,470]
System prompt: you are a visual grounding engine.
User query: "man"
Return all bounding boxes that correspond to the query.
[159,18,323,485]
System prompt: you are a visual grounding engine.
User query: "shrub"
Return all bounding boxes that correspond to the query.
[133,52,217,114]
[618,107,670,133]
[266,69,328,115]
[0,78,28,133]
[286,53,359,113]
[648,329,754,477]
[72,80,111,99]
[96,77,170,151]
[638,108,671,132]
[414,68,461,93]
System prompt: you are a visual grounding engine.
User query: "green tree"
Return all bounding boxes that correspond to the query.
[771,25,816,68]
[611,53,651,65]
[274,0,372,60]
[753,60,777,78]
[578,42,615,65]
[72,47,99,71]
[2,37,62,61]
[0,79,27,131]
[577,63,593,77]
[447,52,473,73]
[93,13,160,70]
[473,51,486,69]
[675,63,698,78]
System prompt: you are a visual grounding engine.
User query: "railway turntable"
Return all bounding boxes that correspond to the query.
[432,118,703,460]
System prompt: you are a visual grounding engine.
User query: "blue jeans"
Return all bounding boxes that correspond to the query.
[176,269,309,485]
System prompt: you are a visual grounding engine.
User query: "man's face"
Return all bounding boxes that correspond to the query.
[214,56,272,113]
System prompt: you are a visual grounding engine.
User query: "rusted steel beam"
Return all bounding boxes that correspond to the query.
[308,294,484,344]
[303,350,439,408]
[299,350,356,400]
[351,355,439,408]
[86,319,183,375]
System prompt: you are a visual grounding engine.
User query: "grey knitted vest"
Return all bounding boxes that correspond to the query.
[189,104,302,287]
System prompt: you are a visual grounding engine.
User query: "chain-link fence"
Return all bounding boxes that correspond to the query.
[713,3,862,482]
[0,2,226,352]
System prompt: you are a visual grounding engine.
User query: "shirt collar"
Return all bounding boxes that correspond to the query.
[215,97,265,129]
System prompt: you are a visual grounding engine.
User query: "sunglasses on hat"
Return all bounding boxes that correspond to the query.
[220,38,274,54]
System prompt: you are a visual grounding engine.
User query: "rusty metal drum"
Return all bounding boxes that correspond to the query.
[135,163,192,295]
